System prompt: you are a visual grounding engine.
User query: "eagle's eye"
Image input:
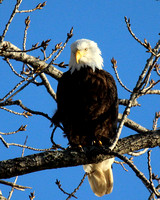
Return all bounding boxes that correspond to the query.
[84,48,88,51]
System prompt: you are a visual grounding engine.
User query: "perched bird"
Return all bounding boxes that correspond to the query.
[52,39,118,197]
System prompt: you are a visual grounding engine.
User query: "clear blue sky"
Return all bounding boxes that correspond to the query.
[0,0,160,199]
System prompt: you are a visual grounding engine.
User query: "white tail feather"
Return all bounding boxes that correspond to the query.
[83,158,114,197]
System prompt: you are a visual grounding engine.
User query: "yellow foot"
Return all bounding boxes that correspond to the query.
[92,140,96,145]
[98,140,103,146]
[78,144,82,148]
[92,140,102,146]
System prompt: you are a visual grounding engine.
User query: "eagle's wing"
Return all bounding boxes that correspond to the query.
[52,68,117,196]
[81,69,117,196]
[52,68,118,146]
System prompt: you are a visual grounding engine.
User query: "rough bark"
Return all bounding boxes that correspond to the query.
[0,41,63,80]
[0,130,159,179]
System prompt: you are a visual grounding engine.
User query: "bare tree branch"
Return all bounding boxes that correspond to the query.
[0,190,7,200]
[0,41,63,80]
[66,173,88,200]
[39,73,57,101]
[111,58,132,93]
[118,98,141,107]
[112,151,160,198]
[142,89,160,95]
[0,130,159,179]
[17,2,46,13]
[0,125,27,135]
[128,148,149,157]
[0,100,51,120]
[55,179,77,199]
[0,2,159,198]
[1,0,23,41]
[7,137,29,199]
[118,113,149,133]
[109,19,160,151]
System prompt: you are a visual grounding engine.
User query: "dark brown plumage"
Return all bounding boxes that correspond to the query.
[52,39,118,197]
[52,66,118,147]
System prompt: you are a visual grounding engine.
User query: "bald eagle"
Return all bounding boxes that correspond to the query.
[52,39,118,197]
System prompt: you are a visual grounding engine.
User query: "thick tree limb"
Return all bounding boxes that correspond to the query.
[118,98,140,107]
[0,41,63,80]
[0,130,159,179]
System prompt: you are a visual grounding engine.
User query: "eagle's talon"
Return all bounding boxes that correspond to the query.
[92,140,96,145]
[98,140,103,146]
[78,144,82,148]
[77,144,85,152]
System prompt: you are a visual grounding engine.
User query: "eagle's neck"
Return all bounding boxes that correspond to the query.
[70,64,102,74]
[69,65,101,75]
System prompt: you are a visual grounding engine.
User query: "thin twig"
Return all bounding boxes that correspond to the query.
[124,17,157,57]
[0,135,9,148]
[153,111,160,131]
[50,125,65,150]
[23,16,30,51]
[147,150,160,198]
[1,132,53,151]
[29,191,35,200]
[44,42,62,62]
[17,2,46,13]
[109,30,160,151]
[154,64,160,76]
[50,126,65,150]
[0,125,27,135]
[5,58,25,79]
[114,160,129,172]
[148,151,154,187]
[8,143,53,152]
[49,27,73,65]
[7,136,29,199]
[0,106,31,118]
[110,152,151,192]
[52,62,68,69]
[111,58,132,93]
[51,126,58,147]
[0,99,51,121]
[3,40,50,53]
[66,173,88,200]
[4,73,39,101]
[110,151,160,197]
[40,73,57,101]
[141,80,160,95]
[0,180,31,191]
[55,180,77,199]
[0,78,28,102]
[1,0,23,41]
[140,57,159,90]
[41,49,47,60]
[128,148,149,156]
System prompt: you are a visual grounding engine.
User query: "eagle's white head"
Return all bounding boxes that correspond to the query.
[69,39,103,74]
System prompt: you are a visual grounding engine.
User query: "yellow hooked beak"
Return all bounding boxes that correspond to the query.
[75,50,86,64]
